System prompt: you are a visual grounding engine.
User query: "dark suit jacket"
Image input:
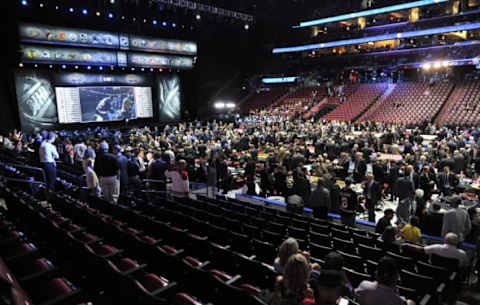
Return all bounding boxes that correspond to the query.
[422,211,444,237]
[437,172,459,192]
[308,186,331,209]
[364,180,382,206]
[395,177,415,201]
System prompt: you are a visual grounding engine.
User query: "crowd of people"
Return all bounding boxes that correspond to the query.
[2,117,480,304]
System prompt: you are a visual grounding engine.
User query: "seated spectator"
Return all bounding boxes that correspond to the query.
[422,201,444,237]
[355,257,413,305]
[274,238,301,274]
[379,226,402,252]
[402,233,469,269]
[271,253,315,305]
[311,270,347,305]
[274,238,319,274]
[401,216,422,244]
[375,209,395,234]
[321,252,354,298]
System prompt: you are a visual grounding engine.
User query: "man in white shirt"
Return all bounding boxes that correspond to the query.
[166,160,189,197]
[73,138,87,165]
[83,158,101,197]
[402,233,469,269]
[39,132,59,192]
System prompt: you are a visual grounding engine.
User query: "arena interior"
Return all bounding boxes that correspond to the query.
[2,1,480,305]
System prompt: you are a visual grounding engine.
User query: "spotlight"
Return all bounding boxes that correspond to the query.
[69,7,74,13]
[131,68,135,71]
[49,65,53,68]
[143,19,147,23]
[153,20,157,25]
[196,14,201,20]
[434,62,441,69]
[55,6,59,10]
[75,66,78,69]
[121,16,125,20]
[150,68,154,72]
[172,23,176,28]
[34,64,38,67]
[162,21,167,27]
[96,11,101,16]
[87,66,91,70]
[110,0,115,3]
[108,13,114,19]
[18,63,24,68]
[244,24,249,30]
[99,66,103,70]
[133,17,136,21]
[110,66,114,70]
[82,9,88,15]
[442,61,449,67]
[61,65,66,69]
[141,68,145,71]
[226,103,236,109]
[423,63,431,70]
[39,3,44,8]
[214,102,225,109]
[159,68,163,72]
[21,0,28,6]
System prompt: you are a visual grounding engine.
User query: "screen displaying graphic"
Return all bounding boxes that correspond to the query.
[56,86,153,123]
[158,75,181,122]
[128,53,194,69]
[20,44,120,66]
[19,23,197,56]
[14,70,58,133]
[129,35,197,55]
[20,23,120,49]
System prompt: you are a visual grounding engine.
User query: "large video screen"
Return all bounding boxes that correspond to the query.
[55,86,153,123]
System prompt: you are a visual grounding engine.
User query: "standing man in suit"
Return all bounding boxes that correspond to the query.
[353,152,367,183]
[437,166,458,196]
[395,172,415,202]
[442,196,471,242]
[114,145,129,196]
[364,173,382,223]
[339,178,358,227]
[309,177,331,220]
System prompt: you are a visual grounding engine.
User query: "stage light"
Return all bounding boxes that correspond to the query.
[87,66,91,70]
[108,13,114,19]
[69,8,74,13]
[82,9,88,15]
[152,20,157,25]
[99,66,103,70]
[196,14,201,20]
[39,3,44,8]
[133,17,136,21]
[226,103,236,109]
[214,102,225,109]
[422,63,431,70]
[143,19,147,23]
[244,24,249,30]
[121,16,125,20]
[131,68,135,71]
[49,65,53,68]
[150,68,154,72]
[434,62,441,69]
[162,21,167,26]
[34,64,38,68]
[110,0,115,3]
[75,66,78,69]
[21,0,28,6]
[18,63,24,68]
[110,66,114,70]
[442,61,449,67]
[61,65,66,69]
[172,23,177,28]
[96,11,101,16]
[141,68,145,71]
[55,6,59,10]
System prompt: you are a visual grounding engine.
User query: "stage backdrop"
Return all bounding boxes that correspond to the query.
[13,69,181,132]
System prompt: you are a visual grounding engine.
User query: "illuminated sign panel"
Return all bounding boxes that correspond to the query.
[274,22,480,53]
[296,0,448,28]
[262,77,298,84]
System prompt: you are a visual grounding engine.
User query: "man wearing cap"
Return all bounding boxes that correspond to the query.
[339,177,358,227]
[375,209,395,234]
[442,196,471,242]
[94,141,120,203]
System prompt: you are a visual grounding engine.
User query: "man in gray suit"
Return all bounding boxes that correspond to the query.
[442,196,471,242]
[309,177,331,220]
